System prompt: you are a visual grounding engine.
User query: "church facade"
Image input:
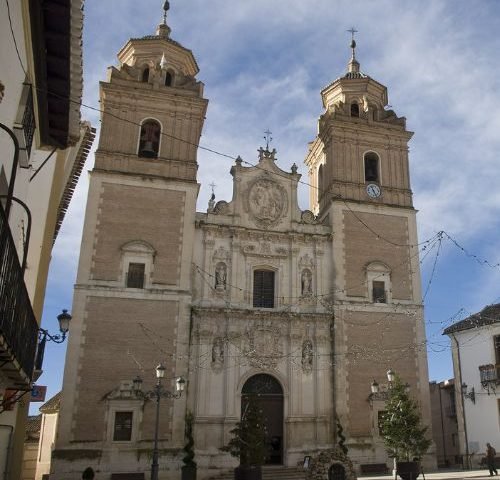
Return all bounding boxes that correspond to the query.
[52,11,434,480]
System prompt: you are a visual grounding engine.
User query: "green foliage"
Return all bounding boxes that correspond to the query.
[220,395,267,466]
[380,376,431,462]
[183,411,197,468]
[336,419,348,455]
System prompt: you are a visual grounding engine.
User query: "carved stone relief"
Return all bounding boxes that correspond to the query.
[301,339,314,374]
[301,210,316,224]
[243,321,283,369]
[214,262,227,291]
[299,253,315,270]
[301,269,313,296]
[211,336,225,372]
[245,178,288,228]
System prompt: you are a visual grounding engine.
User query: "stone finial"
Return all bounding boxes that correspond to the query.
[160,53,167,70]
[347,27,360,73]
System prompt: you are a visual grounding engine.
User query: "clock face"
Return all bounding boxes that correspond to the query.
[366,183,381,198]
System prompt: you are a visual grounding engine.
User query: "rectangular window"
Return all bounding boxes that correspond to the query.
[372,281,386,303]
[126,263,145,288]
[113,411,133,441]
[253,270,275,308]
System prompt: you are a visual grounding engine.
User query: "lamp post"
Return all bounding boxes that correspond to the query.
[35,309,72,371]
[133,364,185,480]
[461,383,476,404]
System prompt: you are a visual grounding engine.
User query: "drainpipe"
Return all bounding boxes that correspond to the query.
[0,424,14,480]
[451,334,470,470]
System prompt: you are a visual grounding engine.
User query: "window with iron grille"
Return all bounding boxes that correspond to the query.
[126,263,145,288]
[113,411,133,441]
[372,281,386,303]
[253,270,275,308]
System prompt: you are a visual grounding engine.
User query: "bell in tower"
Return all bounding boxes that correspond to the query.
[138,119,161,158]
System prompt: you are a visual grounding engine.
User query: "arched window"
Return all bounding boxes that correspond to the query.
[351,102,359,117]
[253,269,275,308]
[364,152,380,182]
[165,71,173,86]
[141,67,150,83]
[138,119,161,158]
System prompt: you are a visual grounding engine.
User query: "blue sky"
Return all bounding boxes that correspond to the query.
[34,0,500,410]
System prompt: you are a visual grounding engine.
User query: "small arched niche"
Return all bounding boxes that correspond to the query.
[350,102,360,117]
[165,70,174,86]
[141,66,150,83]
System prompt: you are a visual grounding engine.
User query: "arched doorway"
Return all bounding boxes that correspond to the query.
[242,374,284,465]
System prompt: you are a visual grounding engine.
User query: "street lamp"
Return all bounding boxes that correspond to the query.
[133,364,185,480]
[35,309,72,371]
[461,383,476,404]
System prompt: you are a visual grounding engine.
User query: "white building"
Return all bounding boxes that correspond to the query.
[0,0,94,477]
[444,303,500,467]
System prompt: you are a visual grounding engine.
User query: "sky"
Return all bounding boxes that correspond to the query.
[34,0,500,410]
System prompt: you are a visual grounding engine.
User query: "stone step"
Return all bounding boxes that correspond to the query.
[208,466,305,480]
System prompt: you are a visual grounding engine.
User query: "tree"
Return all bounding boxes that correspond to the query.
[380,376,431,462]
[182,411,197,468]
[336,419,348,455]
[182,411,197,480]
[221,394,267,466]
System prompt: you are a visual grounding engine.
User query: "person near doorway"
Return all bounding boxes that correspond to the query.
[486,443,498,476]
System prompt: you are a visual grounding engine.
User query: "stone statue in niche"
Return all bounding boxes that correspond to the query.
[302,339,313,373]
[211,337,224,367]
[301,269,312,296]
[215,262,227,290]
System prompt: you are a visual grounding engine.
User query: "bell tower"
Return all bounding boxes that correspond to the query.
[305,36,434,467]
[53,4,208,477]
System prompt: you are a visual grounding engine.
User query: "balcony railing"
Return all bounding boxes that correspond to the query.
[0,202,38,385]
[479,364,500,385]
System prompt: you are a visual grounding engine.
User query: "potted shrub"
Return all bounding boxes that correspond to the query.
[221,394,267,480]
[182,411,197,480]
[380,376,431,480]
